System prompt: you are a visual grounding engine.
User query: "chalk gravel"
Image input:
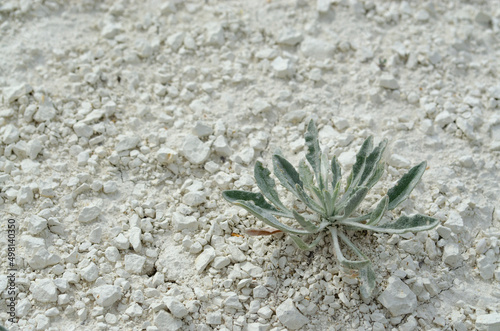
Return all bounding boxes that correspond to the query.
[1,0,499,330]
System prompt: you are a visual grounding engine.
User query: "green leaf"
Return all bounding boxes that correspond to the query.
[254,161,291,214]
[340,214,439,234]
[347,136,373,190]
[290,233,323,251]
[387,161,427,210]
[330,227,371,269]
[367,196,388,225]
[296,184,326,215]
[273,154,303,198]
[292,210,319,233]
[223,190,277,212]
[320,152,330,193]
[340,186,369,219]
[359,139,387,187]
[299,159,323,202]
[365,162,385,190]
[232,199,311,235]
[359,264,376,302]
[304,120,324,191]
[331,156,342,191]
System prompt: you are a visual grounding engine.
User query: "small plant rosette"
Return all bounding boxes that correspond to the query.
[222,120,439,301]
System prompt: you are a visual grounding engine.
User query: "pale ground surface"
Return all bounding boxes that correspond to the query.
[1,0,500,330]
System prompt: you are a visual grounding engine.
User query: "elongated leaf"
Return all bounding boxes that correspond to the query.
[365,162,385,190]
[347,137,373,191]
[387,161,427,210]
[320,152,330,193]
[359,139,387,187]
[223,190,277,211]
[299,159,323,203]
[340,214,439,234]
[304,120,323,190]
[246,228,282,236]
[254,161,290,213]
[232,200,311,235]
[359,264,376,302]
[330,228,371,269]
[273,154,303,198]
[340,186,369,219]
[292,210,319,233]
[367,196,388,225]
[331,156,342,191]
[323,189,334,216]
[296,184,326,215]
[290,234,323,251]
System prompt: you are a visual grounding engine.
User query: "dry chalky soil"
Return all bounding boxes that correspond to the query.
[0,0,500,330]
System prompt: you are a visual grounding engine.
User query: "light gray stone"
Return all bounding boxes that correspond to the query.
[34,101,56,122]
[193,121,213,137]
[380,74,399,90]
[271,57,294,78]
[182,191,205,207]
[172,212,198,232]
[3,83,33,103]
[124,254,146,274]
[157,147,178,164]
[78,206,101,223]
[195,246,215,274]
[81,262,99,282]
[444,211,464,234]
[181,135,210,164]
[2,124,19,144]
[116,135,140,152]
[476,313,500,331]
[276,298,309,330]
[164,297,188,318]
[442,243,462,268]
[26,215,47,235]
[155,310,183,330]
[300,37,335,60]
[213,135,231,156]
[377,277,417,316]
[129,226,142,252]
[31,279,58,303]
[73,122,93,138]
[93,285,122,307]
[206,23,225,47]
[277,29,303,46]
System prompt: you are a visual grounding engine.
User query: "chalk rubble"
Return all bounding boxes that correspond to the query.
[181,135,210,164]
[276,298,309,330]
[377,277,417,316]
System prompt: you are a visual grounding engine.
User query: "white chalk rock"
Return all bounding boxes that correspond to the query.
[155,310,184,330]
[172,212,198,232]
[379,74,400,90]
[31,279,58,303]
[456,117,477,140]
[78,206,101,223]
[224,293,243,309]
[101,23,123,39]
[252,99,271,115]
[167,32,184,51]
[206,23,225,47]
[105,246,120,262]
[253,285,269,299]
[435,111,454,127]
[477,251,496,280]
[182,191,205,207]
[3,83,33,103]
[193,121,213,137]
[276,298,309,330]
[93,285,122,307]
[444,211,464,234]
[114,233,130,250]
[81,262,99,282]
[181,135,210,164]
[316,0,331,13]
[2,124,19,144]
[26,215,47,234]
[388,154,411,168]
[213,135,232,156]
[277,29,303,46]
[442,243,462,268]
[124,254,146,274]
[195,245,215,274]
[116,135,140,152]
[206,311,222,325]
[73,122,93,138]
[301,38,335,61]
[89,226,102,244]
[157,147,178,164]
[476,313,500,331]
[164,297,188,318]
[34,101,56,122]
[129,226,142,252]
[271,57,294,78]
[233,147,255,165]
[378,277,417,316]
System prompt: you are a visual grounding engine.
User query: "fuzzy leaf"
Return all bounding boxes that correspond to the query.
[387,161,427,210]
[223,190,276,211]
[367,196,388,225]
[273,154,303,198]
[320,152,330,193]
[299,159,323,202]
[330,228,371,269]
[304,120,324,190]
[359,139,387,187]
[232,199,311,235]
[365,162,385,190]
[340,214,439,234]
[331,156,342,191]
[340,186,369,219]
[290,234,323,251]
[292,210,319,233]
[359,264,376,302]
[296,184,326,215]
[254,161,290,213]
[347,137,373,190]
